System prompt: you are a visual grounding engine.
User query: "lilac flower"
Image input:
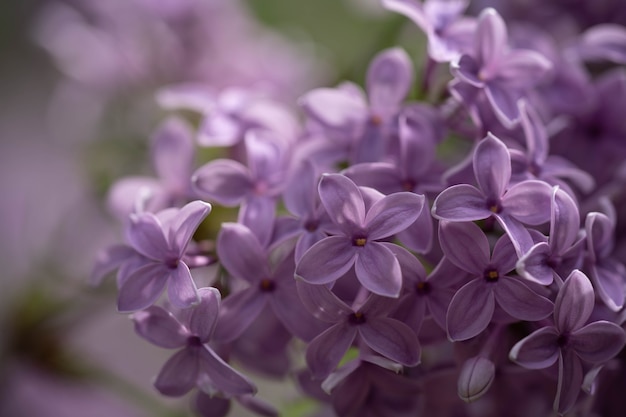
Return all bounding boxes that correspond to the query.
[432,133,552,256]
[116,200,212,312]
[509,270,626,414]
[451,8,552,126]
[297,281,420,379]
[107,116,196,218]
[382,0,476,62]
[214,223,326,343]
[440,220,553,341]
[132,287,256,397]
[577,24,626,64]
[585,210,626,311]
[192,129,290,246]
[295,174,424,297]
[517,187,585,286]
[300,47,413,163]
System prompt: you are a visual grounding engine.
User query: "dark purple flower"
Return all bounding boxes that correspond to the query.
[432,133,552,256]
[296,174,424,297]
[440,220,553,341]
[297,281,420,379]
[132,287,256,397]
[116,200,212,312]
[510,270,625,414]
[451,8,552,126]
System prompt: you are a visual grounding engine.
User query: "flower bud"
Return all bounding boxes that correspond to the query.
[457,356,496,402]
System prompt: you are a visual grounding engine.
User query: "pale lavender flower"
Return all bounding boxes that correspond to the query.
[451,8,552,126]
[295,174,424,297]
[432,133,552,256]
[213,223,326,343]
[132,287,256,397]
[297,281,420,379]
[517,187,585,286]
[115,200,211,312]
[510,270,625,414]
[382,0,476,62]
[440,221,553,341]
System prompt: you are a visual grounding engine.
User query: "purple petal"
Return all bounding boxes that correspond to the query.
[452,54,483,87]
[239,195,276,247]
[590,260,626,312]
[586,212,614,262]
[494,214,534,257]
[396,205,434,254]
[484,81,521,126]
[432,184,490,221]
[217,223,268,283]
[271,282,329,342]
[343,162,401,194]
[355,242,402,297]
[132,306,189,348]
[359,318,420,366]
[381,0,430,32]
[319,174,366,232]
[189,287,221,341]
[542,156,595,193]
[90,244,135,286]
[555,270,595,333]
[555,351,584,415]
[199,347,256,396]
[193,392,231,417]
[283,161,318,218]
[475,8,507,69]
[490,233,518,274]
[117,263,169,312]
[154,348,199,396]
[367,47,413,115]
[299,88,367,132]
[497,50,552,89]
[446,279,495,341]
[366,192,424,240]
[191,159,252,205]
[244,130,286,184]
[549,188,580,255]
[579,24,626,64]
[519,100,548,164]
[151,116,194,190]
[570,321,626,363]
[295,229,327,263]
[167,200,212,255]
[107,177,164,219]
[167,262,199,309]
[494,277,553,321]
[198,112,241,147]
[516,242,554,285]
[296,280,352,323]
[473,133,511,199]
[213,288,267,343]
[296,236,357,285]
[457,356,496,403]
[306,324,357,379]
[126,213,170,261]
[438,220,489,275]
[509,326,559,369]
[502,180,552,225]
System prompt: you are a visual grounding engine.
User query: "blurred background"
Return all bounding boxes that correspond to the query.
[0,1,422,416]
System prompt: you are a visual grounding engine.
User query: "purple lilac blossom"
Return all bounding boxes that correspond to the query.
[295,173,424,297]
[132,287,256,397]
[510,270,626,414]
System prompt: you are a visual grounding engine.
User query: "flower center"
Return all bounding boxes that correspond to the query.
[349,312,366,325]
[259,279,276,292]
[304,218,319,232]
[484,268,499,282]
[416,281,432,295]
[187,335,203,347]
[370,114,383,126]
[352,235,367,247]
[401,179,416,192]
[486,199,502,214]
[557,334,569,348]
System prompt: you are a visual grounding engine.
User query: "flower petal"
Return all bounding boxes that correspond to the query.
[319,174,366,232]
[555,270,595,333]
[126,212,170,260]
[381,0,430,32]
[189,287,221,341]
[358,317,420,366]
[484,81,521,126]
[355,242,402,298]
[550,188,580,255]
[151,116,194,190]
[132,306,189,348]
[296,280,352,323]
[555,351,584,415]
[432,184,490,221]
[217,223,268,283]
[475,8,507,69]
[296,236,357,285]
[117,263,169,312]
[306,324,357,379]
[213,288,267,343]
[473,133,511,199]
[438,220,489,275]
[154,348,199,397]
[502,180,552,225]
[570,321,626,363]
[366,192,424,240]
[516,242,554,286]
[509,326,559,369]
[239,195,276,248]
[497,49,552,89]
[590,260,626,312]
[446,279,495,341]
[494,277,553,321]
[167,262,199,308]
[199,347,257,396]
[367,47,413,115]
[299,88,367,132]
[167,200,212,255]
[192,159,252,205]
[90,244,136,286]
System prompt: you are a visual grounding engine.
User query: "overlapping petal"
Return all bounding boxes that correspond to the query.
[359,317,420,366]
[132,306,189,349]
[367,48,413,115]
[355,242,402,297]
[432,184,490,221]
[167,262,199,308]
[192,160,252,205]
[217,223,269,283]
[319,174,366,232]
[199,347,257,396]
[446,279,495,341]
[494,277,553,321]
[154,347,200,396]
[117,263,170,312]
[509,326,560,369]
[570,321,626,363]
[306,324,357,379]
[439,221,490,275]
[555,270,595,333]
[296,237,357,285]
[189,288,221,342]
[366,192,424,240]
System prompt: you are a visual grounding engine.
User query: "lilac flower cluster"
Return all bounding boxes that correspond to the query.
[92,1,626,416]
